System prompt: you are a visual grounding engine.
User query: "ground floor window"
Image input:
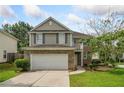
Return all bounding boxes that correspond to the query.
[83,51,91,60]
[83,52,88,59]
[3,50,7,59]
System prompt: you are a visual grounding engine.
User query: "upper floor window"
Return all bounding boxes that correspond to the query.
[83,52,88,59]
[37,34,42,40]
[36,34,43,44]
[74,38,80,44]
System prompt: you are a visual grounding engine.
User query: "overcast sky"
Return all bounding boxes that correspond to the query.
[0,5,124,33]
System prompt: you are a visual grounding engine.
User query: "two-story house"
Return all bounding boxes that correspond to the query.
[23,17,91,70]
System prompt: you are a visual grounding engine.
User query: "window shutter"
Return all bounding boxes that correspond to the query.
[65,33,68,44]
[43,33,45,44]
[56,33,59,44]
[34,33,36,44]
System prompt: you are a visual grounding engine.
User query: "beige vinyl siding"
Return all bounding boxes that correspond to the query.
[44,33,57,44]
[36,20,67,31]
[0,32,17,63]
[30,34,34,46]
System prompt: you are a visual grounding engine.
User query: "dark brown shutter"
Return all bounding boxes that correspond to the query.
[43,33,45,44]
[34,33,36,44]
[56,33,59,44]
[65,33,67,44]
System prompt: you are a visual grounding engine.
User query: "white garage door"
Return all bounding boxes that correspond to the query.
[30,54,68,70]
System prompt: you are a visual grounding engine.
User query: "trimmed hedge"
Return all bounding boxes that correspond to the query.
[14,59,30,71]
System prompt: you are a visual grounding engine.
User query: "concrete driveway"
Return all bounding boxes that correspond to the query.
[0,71,69,87]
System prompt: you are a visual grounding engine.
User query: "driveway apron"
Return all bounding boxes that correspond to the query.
[0,70,69,87]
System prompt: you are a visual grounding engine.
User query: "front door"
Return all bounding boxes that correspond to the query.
[75,52,81,66]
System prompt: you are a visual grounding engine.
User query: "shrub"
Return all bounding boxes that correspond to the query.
[14,59,30,71]
[88,63,97,71]
[92,59,101,64]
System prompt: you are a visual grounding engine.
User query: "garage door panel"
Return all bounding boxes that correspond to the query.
[31,54,68,70]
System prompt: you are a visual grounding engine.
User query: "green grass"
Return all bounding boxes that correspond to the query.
[0,63,20,82]
[70,68,124,87]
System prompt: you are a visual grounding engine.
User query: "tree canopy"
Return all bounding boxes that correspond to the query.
[2,21,33,52]
[82,12,124,66]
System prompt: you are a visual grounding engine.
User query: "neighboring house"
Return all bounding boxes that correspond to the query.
[0,31,18,63]
[23,17,91,70]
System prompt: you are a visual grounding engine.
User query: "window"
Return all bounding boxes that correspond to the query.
[36,34,43,44]
[3,50,7,59]
[74,39,76,44]
[83,52,87,59]
[44,33,57,44]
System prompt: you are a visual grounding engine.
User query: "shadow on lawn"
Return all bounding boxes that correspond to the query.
[109,68,124,75]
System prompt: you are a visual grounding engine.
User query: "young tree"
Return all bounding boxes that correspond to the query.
[82,12,124,66]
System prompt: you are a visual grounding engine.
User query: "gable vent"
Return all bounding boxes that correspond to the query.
[49,21,52,25]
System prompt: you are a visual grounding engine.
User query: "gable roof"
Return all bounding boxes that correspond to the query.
[72,31,92,38]
[0,31,19,41]
[31,17,72,32]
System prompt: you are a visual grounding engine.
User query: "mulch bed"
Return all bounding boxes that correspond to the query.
[84,66,112,72]
[95,66,112,71]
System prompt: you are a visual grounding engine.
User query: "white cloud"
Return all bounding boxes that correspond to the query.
[0,5,16,18]
[74,5,124,15]
[23,5,48,18]
[67,13,85,24]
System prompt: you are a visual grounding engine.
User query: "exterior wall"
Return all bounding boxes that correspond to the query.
[0,32,17,63]
[36,20,67,31]
[30,33,72,46]
[24,50,76,70]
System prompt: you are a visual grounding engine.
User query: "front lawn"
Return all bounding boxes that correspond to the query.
[0,63,20,82]
[70,68,124,87]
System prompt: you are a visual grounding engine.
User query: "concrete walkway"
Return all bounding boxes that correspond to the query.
[117,65,124,68]
[69,69,85,75]
[0,71,69,87]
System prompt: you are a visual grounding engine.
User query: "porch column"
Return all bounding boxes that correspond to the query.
[81,43,83,66]
[70,34,73,46]
[29,33,32,46]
